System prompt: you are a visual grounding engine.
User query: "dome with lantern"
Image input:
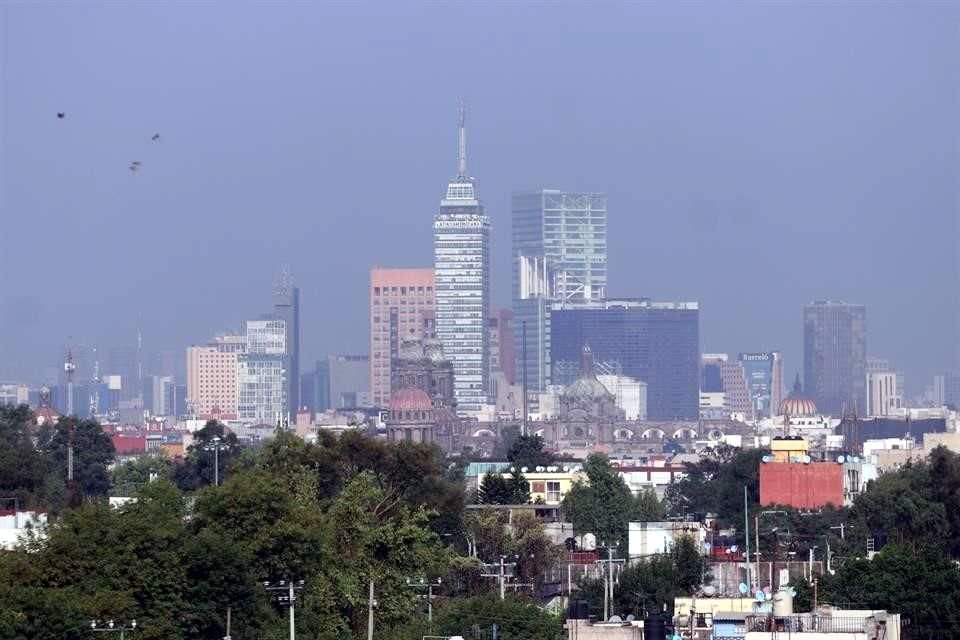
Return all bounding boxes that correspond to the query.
[778,374,817,417]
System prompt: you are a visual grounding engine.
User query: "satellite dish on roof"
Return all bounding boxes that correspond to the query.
[803,455,812,464]
[739,583,749,595]
[787,587,797,597]
[836,455,845,464]
[755,591,765,602]
[703,586,717,597]
[761,455,771,463]
[609,615,623,623]
[521,467,528,473]
[626,614,636,622]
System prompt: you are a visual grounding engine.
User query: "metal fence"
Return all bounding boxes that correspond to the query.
[746,614,870,634]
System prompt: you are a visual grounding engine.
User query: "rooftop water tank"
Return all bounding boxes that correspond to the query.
[773,589,794,617]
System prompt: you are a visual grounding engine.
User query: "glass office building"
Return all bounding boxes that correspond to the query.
[739,351,785,419]
[512,190,607,391]
[803,301,866,415]
[238,318,287,424]
[434,105,491,413]
[550,299,699,420]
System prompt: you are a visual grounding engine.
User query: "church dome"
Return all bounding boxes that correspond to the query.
[562,345,615,403]
[389,387,433,411]
[778,374,817,416]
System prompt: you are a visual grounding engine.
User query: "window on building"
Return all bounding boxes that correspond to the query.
[546,481,561,503]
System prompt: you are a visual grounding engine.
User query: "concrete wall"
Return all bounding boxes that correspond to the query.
[760,463,843,509]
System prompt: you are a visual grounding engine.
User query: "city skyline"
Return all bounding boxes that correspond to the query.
[1,2,957,394]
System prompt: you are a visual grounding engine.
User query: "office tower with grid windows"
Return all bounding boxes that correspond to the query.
[237,318,287,424]
[433,104,491,414]
[512,190,607,392]
[803,301,866,416]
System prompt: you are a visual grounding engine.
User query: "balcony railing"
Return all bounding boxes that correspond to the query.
[745,614,873,634]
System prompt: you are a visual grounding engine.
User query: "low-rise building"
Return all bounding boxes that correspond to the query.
[0,509,47,550]
[628,521,707,558]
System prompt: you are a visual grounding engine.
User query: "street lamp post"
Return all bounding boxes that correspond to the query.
[90,619,137,640]
[203,436,230,486]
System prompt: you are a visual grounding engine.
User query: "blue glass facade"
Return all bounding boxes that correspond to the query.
[740,352,774,418]
[549,299,699,420]
[511,190,607,391]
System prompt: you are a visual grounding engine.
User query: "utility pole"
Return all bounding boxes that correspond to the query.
[90,619,137,640]
[597,543,624,621]
[225,606,231,640]
[264,579,304,640]
[480,556,517,600]
[744,486,751,589]
[367,580,375,640]
[406,577,441,631]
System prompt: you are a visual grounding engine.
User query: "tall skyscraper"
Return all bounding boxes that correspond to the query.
[433,103,491,414]
[369,268,436,407]
[739,351,785,419]
[273,271,300,415]
[238,318,287,424]
[803,301,867,415]
[512,190,607,391]
[550,299,699,420]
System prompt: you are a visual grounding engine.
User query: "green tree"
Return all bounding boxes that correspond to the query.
[41,417,115,500]
[507,510,562,592]
[478,472,510,504]
[0,404,49,507]
[433,594,564,640]
[671,534,706,594]
[816,543,960,639]
[632,488,665,522]
[507,434,554,470]
[664,445,766,526]
[562,453,635,549]
[173,421,242,491]
[112,453,173,496]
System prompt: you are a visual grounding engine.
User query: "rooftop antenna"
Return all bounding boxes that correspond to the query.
[457,99,467,180]
[64,346,76,417]
[89,346,100,417]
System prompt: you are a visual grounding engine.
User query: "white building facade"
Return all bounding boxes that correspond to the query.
[434,105,491,414]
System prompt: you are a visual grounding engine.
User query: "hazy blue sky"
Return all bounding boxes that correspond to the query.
[1,1,957,393]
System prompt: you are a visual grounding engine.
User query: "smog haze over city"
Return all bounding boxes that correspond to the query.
[1,1,958,393]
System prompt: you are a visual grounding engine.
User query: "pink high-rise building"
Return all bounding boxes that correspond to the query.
[370,268,436,407]
[186,346,238,419]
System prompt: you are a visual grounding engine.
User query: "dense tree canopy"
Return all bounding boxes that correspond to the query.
[478,469,530,505]
[0,405,114,512]
[664,444,765,526]
[507,434,554,470]
[0,427,570,640]
[579,534,706,620]
[562,453,664,551]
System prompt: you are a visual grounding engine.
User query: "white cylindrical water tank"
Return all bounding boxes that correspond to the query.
[773,590,794,617]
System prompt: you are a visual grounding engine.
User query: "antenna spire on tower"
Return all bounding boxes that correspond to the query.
[457,99,467,179]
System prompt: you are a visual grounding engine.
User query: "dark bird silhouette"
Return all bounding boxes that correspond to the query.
[57,112,65,119]
[129,163,140,172]
[131,161,141,165]
[151,133,160,141]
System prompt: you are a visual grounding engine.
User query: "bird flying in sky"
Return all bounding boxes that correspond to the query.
[151,133,160,141]
[57,112,65,119]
